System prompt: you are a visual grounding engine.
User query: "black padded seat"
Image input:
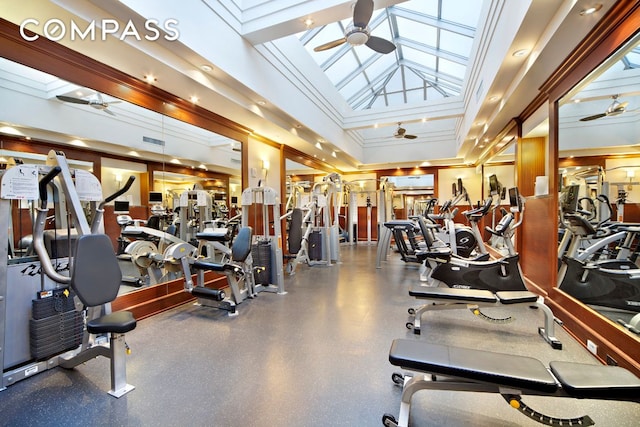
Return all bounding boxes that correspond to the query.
[495,291,538,304]
[549,361,640,400]
[87,311,136,334]
[409,287,498,303]
[389,339,558,393]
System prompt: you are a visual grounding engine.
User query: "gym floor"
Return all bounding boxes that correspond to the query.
[1,245,639,426]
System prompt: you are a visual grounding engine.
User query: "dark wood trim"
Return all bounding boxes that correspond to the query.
[541,3,640,101]
[283,146,340,174]
[112,274,227,320]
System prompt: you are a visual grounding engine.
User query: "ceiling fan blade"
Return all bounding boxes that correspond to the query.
[314,37,347,52]
[56,95,90,105]
[404,134,417,140]
[579,113,606,122]
[103,108,116,116]
[353,0,374,28]
[366,36,396,54]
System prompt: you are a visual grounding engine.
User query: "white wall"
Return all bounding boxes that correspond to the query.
[438,167,481,205]
[247,136,281,194]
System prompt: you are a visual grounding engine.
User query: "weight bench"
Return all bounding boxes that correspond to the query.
[383,339,640,427]
[407,287,562,349]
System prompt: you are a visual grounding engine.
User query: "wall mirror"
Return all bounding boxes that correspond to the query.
[0,57,242,296]
[556,33,640,340]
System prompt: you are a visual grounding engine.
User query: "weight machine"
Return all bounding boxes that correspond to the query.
[241,186,286,295]
[1,150,137,397]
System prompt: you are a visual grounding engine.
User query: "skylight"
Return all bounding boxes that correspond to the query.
[298,0,484,110]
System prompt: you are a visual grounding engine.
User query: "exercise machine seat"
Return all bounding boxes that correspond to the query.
[495,291,538,304]
[549,361,640,400]
[87,311,137,334]
[389,339,558,393]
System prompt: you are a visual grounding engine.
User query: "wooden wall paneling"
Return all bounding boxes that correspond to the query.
[518,137,546,197]
[524,3,640,376]
[518,196,556,295]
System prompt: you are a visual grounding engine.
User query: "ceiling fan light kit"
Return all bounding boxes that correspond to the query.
[313,0,396,54]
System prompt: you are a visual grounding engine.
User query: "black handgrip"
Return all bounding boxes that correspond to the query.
[104,175,135,203]
[39,166,61,201]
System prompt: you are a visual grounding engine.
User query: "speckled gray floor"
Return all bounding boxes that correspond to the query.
[1,245,639,426]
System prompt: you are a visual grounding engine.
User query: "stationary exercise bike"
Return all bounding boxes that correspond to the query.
[557,185,640,333]
[425,179,483,258]
[422,187,527,292]
[406,187,562,349]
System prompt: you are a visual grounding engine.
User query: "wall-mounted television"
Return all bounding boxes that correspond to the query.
[114,200,129,214]
[231,196,238,204]
[214,193,225,201]
[149,191,163,203]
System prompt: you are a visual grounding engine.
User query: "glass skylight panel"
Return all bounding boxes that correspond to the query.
[441,0,483,28]
[325,53,359,84]
[406,88,426,103]
[341,73,369,100]
[439,58,466,80]
[404,67,425,88]
[397,0,440,17]
[402,46,437,70]
[296,0,480,110]
[396,16,437,44]
[439,30,473,59]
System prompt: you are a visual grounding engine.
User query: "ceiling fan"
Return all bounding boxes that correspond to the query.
[313,0,396,54]
[579,95,628,121]
[56,93,120,116]
[394,123,417,139]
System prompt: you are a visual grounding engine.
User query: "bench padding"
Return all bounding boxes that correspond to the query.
[549,361,640,400]
[409,287,497,303]
[389,339,558,393]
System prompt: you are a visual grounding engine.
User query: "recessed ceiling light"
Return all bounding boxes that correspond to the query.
[257,100,266,106]
[331,151,337,158]
[190,96,199,103]
[303,18,314,28]
[574,99,581,103]
[315,142,322,150]
[295,124,302,129]
[201,65,213,72]
[144,74,157,83]
[580,4,602,15]
[489,95,500,102]
[512,49,529,57]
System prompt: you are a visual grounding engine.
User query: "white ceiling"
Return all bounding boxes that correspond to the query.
[0,0,634,172]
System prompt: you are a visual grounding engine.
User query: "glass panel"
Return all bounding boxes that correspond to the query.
[403,46,437,69]
[441,0,483,27]
[439,58,466,80]
[397,0,440,17]
[396,16,437,43]
[439,29,473,57]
